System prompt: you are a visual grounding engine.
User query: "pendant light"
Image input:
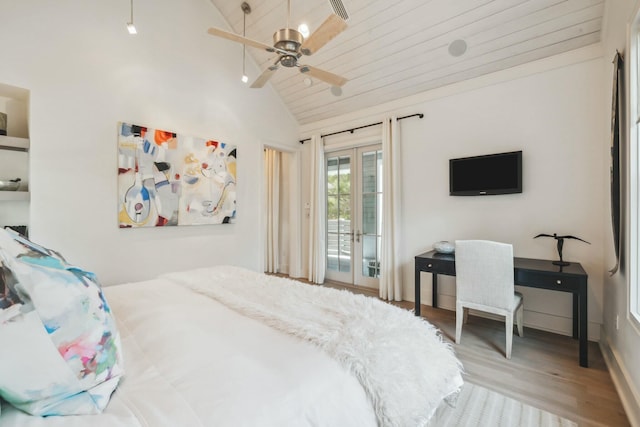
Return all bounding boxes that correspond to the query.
[126,0,137,34]
[241,2,251,83]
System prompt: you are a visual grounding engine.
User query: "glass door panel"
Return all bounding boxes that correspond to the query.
[325,145,381,288]
[326,152,352,282]
[355,147,382,288]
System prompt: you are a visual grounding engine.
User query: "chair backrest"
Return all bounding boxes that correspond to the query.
[454,240,515,309]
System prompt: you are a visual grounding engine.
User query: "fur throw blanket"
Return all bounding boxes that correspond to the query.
[162,266,463,427]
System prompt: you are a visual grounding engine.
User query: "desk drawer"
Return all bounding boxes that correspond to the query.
[416,258,455,275]
[516,270,582,291]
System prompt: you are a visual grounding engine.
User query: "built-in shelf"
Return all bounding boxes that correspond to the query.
[0,191,29,201]
[1,82,30,228]
[0,135,29,152]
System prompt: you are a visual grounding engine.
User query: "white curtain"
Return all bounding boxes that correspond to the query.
[308,135,326,284]
[380,117,402,301]
[264,148,280,273]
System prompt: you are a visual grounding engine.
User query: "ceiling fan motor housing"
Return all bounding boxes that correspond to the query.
[273,28,303,55]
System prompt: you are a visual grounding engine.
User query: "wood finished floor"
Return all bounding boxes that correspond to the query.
[273,275,630,427]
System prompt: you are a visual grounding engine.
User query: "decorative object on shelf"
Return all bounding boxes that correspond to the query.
[0,178,20,191]
[118,122,237,228]
[433,240,454,254]
[0,112,6,135]
[533,233,590,266]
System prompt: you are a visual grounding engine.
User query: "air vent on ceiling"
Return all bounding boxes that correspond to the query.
[328,0,349,21]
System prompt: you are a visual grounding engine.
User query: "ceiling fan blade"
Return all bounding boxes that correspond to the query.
[299,65,347,87]
[207,27,276,53]
[300,14,347,56]
[250,65,280,88]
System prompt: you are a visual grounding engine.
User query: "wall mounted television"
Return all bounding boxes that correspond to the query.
[449,150,522,196]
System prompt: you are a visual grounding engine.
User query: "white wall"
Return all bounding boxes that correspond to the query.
[300,45,607,341]
[0,0,299,285]
[600,0,640,425]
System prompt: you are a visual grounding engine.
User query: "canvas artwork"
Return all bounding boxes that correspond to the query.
[117,122,237,228]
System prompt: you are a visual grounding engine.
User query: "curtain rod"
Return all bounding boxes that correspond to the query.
[298,113,424,144]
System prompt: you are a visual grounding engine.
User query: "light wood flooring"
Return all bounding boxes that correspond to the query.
[276,275,631,427]
[411,303,629,427]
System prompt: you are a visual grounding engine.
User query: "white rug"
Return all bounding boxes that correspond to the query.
[429,382,577,427]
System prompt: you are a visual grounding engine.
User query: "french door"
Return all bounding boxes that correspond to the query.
[325,145,382,288]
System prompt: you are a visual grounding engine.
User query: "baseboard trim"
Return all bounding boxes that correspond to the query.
[600,326,640,427]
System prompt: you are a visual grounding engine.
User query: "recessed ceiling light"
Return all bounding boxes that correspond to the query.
[330,86,342,96]
[448,39,467,57]
[298,23,310,39]
[303,77,312,87]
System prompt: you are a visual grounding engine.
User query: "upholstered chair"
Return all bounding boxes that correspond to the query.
[454,240,524,359]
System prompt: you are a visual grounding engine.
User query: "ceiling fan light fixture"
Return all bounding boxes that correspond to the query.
[281,54,298,68]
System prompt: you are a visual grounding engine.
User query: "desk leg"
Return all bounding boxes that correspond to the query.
[579,285,588,368]
[415,268,421,316]
[432,273,439,309]
[572,293,579,339]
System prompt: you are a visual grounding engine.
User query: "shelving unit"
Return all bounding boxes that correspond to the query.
[0,192,29,201]
[0,82,30,229]
[0,135,29,152]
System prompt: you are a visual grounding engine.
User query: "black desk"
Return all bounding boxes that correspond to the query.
[414,250,589,368]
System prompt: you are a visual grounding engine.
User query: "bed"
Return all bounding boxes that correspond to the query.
[0,230,463,427]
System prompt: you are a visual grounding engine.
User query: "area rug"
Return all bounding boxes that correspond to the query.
[428,382,577,427]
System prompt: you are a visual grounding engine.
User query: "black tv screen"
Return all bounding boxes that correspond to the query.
[449,151,522,196]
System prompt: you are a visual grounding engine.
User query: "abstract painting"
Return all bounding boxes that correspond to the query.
[117,122,236,228]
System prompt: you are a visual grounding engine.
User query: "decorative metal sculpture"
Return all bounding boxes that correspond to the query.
[533,233,590,266]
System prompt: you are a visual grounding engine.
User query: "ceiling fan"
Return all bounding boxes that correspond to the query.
[207,0,348,88]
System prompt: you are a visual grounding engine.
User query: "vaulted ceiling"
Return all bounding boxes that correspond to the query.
[208,0,605,125]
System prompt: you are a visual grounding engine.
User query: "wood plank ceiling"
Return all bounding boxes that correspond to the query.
[207,0,604,125]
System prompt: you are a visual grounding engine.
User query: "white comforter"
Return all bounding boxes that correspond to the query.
[1,277,377,426]
[1,266,463,426]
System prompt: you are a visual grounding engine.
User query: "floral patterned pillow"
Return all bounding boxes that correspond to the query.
[0,228,123,416]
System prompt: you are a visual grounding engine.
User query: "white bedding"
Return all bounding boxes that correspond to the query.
[1,266,462,426]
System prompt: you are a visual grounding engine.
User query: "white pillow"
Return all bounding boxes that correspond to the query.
[0,228,124,416]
